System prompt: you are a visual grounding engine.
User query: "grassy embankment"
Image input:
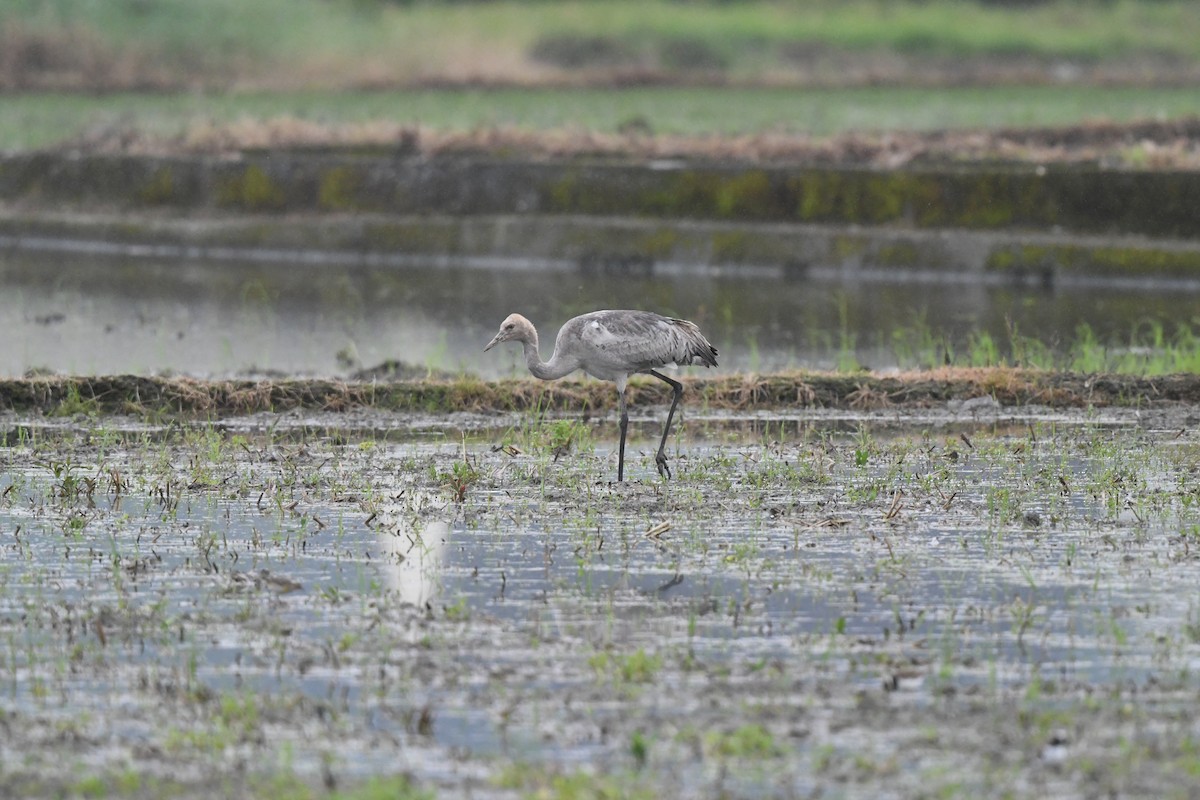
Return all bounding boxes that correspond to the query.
[10,362,1200,419]
[5,0,1200,90]
[1,1,1199,151]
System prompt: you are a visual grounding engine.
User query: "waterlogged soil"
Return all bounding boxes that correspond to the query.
[9,369,1200,418]
[2,402,1200,798]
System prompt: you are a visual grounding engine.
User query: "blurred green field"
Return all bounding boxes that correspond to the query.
[4,1,1199,152]
[2,0,1198,90]
[4,84,1199,152]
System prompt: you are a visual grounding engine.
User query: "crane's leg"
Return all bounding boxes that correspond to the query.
[648,370,683,480]
[616,386,629,482]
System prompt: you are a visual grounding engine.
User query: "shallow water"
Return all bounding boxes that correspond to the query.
[3,249,1198,379]
[1,408,1199,796]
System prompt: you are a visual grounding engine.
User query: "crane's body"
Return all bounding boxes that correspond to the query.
[485,310,718,481]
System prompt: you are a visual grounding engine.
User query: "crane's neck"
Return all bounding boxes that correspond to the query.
[522,335,575,381]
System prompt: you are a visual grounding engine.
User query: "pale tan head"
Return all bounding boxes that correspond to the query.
[484,313,537,352]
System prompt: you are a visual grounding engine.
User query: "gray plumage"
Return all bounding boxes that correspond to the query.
[485,310,718,481]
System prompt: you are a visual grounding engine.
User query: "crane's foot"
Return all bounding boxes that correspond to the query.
[655,452,672,480]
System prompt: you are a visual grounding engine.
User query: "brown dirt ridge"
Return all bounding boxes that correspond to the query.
[7,368,1200,418]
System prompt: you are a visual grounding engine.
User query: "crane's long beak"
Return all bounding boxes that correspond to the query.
[484,332,503,352]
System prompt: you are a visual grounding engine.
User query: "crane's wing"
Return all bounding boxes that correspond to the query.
[572,310,718,373]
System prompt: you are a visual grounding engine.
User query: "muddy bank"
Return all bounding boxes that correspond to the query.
[6,369,1200,418]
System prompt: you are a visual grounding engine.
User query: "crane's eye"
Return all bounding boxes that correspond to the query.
[504,323,514,331]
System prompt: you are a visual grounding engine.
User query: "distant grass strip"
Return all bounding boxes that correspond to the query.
[2,0,1199,91]
[5,85,1200,152]
[6,370,1200,419]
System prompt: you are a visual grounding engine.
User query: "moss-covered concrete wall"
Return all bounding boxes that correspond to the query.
[2,153,1198,239]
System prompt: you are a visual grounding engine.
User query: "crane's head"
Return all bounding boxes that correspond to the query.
[484,313,535,352]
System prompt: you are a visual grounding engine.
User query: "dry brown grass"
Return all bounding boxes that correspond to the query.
[730,374,772,410]
[63,116,1200,171]
[846,382,894,410]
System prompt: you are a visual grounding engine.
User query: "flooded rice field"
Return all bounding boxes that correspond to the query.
[2,403,1200,797]
[3,248,1199,379]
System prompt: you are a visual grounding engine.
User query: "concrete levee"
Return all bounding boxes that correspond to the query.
[2,151,1198,287]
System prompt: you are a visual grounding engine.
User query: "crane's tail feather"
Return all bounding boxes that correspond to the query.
[688,343,719,368]
[671,318,718,368]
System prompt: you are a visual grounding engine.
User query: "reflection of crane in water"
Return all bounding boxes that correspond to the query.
[485,310,718,481]
[380,519,449,609]
[376,491,451,609]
